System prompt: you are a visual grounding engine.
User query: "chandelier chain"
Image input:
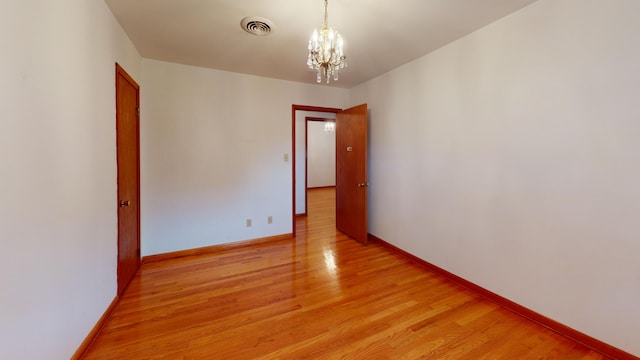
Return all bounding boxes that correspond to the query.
[323,0,328,28]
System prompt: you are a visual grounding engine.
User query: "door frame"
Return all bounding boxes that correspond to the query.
[291,105,341,236]
[116,63,141,295]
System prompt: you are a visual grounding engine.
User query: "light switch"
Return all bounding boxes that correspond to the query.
[284,153,289,162]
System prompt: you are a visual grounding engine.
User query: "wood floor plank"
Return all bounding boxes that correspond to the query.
[83,188,612,359]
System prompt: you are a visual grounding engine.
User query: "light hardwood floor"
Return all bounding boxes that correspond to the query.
[83,188,609,359]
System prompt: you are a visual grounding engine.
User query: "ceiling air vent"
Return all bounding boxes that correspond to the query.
[240,17,274,36]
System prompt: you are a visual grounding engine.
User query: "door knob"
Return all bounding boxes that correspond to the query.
[119,200,131,207]
[357,183,369,188]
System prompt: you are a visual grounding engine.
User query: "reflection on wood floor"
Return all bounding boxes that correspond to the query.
[84,187,607,359]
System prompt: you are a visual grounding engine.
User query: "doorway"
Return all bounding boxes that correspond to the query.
[292,105,340,236]
[115,63,141,296]
[304,116,336,216]
[291,104,369,243]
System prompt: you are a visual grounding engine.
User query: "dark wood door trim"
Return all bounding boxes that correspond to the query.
[291,105,341,236]
[116,63,140,296]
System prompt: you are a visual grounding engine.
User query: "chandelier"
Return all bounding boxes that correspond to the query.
[307,0,347,83]
[324,121,336,133]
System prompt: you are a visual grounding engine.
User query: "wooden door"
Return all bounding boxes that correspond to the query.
[116,64,140,296]
[336,104,368,244]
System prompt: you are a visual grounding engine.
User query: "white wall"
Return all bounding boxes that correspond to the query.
[141,60,347,255]
[307,121,336,188]
[0,1,141,359]
[350,0,640,355]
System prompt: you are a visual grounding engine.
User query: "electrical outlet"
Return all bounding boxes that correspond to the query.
[268,216,273,224]
[246,219,252,227]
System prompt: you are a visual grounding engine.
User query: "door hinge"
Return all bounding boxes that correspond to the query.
[136,107,140,116]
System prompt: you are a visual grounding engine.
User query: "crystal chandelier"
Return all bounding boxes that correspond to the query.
[307,0,347,83]
[324,121,336,133]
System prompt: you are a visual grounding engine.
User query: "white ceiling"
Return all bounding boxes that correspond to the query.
[105,0,538,88]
